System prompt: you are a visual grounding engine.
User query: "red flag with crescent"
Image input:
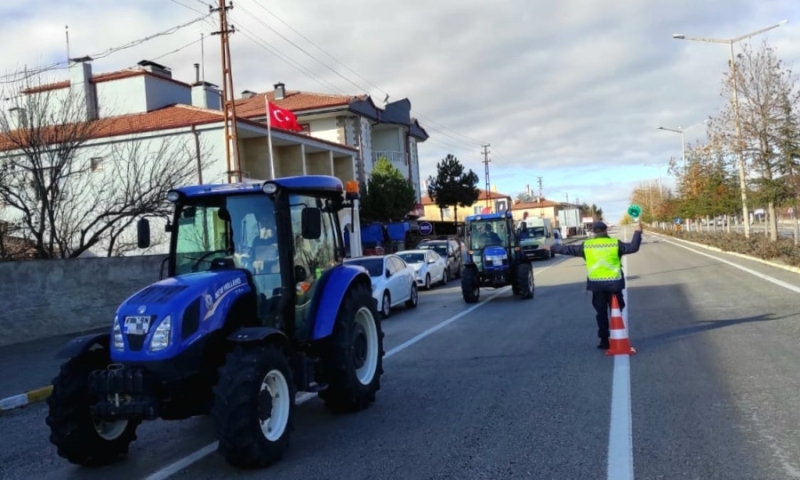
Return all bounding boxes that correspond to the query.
[266,101,303,132]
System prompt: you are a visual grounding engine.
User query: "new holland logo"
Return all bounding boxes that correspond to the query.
[137,305,147,314]
[204,294,214,311]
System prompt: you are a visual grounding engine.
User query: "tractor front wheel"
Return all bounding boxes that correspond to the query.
[213,344,296,469]
[461,267,480,303]
[516,263,534,299]
[319,282,385,413]
[45,349,140,466]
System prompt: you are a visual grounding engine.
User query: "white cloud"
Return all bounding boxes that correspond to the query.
[1,0,799,221]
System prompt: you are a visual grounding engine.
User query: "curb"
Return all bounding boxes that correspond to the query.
[0,385,53,415]
[648,231,800,276]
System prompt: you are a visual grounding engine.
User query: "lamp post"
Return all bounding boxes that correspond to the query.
[657,120,710,169]
[672,20,788,238]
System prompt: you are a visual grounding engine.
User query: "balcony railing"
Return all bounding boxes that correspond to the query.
[372,150,406,167]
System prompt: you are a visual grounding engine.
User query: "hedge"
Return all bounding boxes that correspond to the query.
[652,228,800,268]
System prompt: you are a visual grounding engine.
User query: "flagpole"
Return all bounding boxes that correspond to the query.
[264,94,275,180]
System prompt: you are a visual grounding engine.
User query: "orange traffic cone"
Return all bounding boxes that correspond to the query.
[605,295,636,356]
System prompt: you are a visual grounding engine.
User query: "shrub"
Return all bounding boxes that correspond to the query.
[652,228,800,268]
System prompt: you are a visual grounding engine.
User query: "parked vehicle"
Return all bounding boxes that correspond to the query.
[45,176,385,470]
[344,255,418,318]
[396,249,448,290]
[517,217,557,260]
[461,211,534,303]
[416,237,464,279]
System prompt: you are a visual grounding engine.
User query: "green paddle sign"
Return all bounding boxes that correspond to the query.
[627,204,642,220]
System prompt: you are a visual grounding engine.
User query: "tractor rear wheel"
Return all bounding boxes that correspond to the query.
[516,263,534,299]
[213,344,296,469]
[461,267,480,303]
[319,282,385,413]
[45,349,140,466]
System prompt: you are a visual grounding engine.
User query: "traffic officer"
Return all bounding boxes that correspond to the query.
[540,221,642,349]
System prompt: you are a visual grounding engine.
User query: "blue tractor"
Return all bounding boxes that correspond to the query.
[460,211,534,303]
[45,175,385,469]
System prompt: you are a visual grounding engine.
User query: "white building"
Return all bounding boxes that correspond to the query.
[0,58,360,257]
[233,82,429,206]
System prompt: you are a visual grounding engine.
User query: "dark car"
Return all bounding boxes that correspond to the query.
[416,238,464,279]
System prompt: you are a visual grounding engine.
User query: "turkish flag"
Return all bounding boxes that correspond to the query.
[266,101,303,132]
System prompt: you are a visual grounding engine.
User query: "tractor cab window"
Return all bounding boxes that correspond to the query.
[289,194,339,340]
[173,194,281,321]
[468,219,509,250]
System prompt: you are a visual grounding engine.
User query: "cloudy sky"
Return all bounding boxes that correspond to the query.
[1,0,799,221]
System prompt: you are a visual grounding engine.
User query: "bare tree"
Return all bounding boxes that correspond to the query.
[0,72,212,258]
[708,40,800,241]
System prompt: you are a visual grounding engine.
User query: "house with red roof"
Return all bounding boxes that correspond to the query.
[0,57,362,255]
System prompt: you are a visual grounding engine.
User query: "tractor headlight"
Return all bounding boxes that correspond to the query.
[112,316,124,351]
[149,315,172,352]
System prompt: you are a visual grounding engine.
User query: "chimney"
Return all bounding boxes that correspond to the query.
[7,107,26,130]
[274,82,285,100]
[137,60,172,78]
[194,63,200,84]
[191,81,221,110]
[241,90,257,99]
[68,56,98,121]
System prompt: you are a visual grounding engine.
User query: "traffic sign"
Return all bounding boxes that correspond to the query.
[418,221,433,236]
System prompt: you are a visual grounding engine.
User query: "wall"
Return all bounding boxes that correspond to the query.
[0,254,166,347]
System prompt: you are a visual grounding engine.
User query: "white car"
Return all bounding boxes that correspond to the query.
[396,249,448,290]
[344,254,418,318]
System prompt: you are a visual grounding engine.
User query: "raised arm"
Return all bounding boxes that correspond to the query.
[618,226,643,256]
[550,242,585,258]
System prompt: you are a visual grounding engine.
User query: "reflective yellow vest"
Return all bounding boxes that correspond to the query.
[583,237,622,282]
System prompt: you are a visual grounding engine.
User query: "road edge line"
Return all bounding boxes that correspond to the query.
[648,231,800,276]
[143,256,571,480]
[651,233,800,294]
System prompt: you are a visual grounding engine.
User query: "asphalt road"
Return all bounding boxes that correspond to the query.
[1,228,799,479]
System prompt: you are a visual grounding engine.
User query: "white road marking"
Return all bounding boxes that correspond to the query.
[654,234,800,294]
[607,228,635,480]
[144,258,568,480]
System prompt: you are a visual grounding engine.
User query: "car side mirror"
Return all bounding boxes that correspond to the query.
[428,258,435,264]
[301,207,322,239]
[137,218,151,249]
[385,269,392,278]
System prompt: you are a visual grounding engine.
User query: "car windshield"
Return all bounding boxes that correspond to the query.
[468,219,509,249]
[398,252,425,264]
[172,193,277,278]
[418,243,447,257]
[521,227,546,239]
[345,258,384,277]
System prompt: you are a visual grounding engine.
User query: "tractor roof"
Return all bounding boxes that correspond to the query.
[175,175,345,198]
[465,211,514,222]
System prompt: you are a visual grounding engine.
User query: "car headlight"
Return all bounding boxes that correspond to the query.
[149,315,172,352]
[112,316,124,351]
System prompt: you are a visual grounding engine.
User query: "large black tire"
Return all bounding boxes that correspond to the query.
[516,263,534,299]
[461,267,480,303]
[318,282,385,413]
[45,349,140,466]
[213,344,296,469]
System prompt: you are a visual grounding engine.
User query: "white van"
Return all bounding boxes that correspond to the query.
[517,217,558,259]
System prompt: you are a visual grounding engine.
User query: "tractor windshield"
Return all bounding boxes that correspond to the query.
[468,219,509,250]
[172,193,278,280]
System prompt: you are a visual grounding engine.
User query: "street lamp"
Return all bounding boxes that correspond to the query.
[657,120,710,168]
[672,19,788,238]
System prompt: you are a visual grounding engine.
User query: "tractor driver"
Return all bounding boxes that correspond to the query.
[249,211,279,275]
[479,223,503,247]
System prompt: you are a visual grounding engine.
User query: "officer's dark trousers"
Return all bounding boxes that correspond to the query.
[591,290,625,340]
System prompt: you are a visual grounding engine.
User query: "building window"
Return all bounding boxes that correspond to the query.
[495,199,508,212]
[473,206,482,215]
[90,157,103,172]
[442,208,452,218]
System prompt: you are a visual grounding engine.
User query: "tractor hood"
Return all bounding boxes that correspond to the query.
[483,246,508,257]
[117,270,248,321]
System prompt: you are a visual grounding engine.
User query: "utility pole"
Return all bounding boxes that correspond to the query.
[211,0,242,183]
[537,176,543,200]
[481,144,491,208]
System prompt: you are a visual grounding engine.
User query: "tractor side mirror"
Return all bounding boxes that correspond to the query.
[301,207,322,239]
[137,218,151,249]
